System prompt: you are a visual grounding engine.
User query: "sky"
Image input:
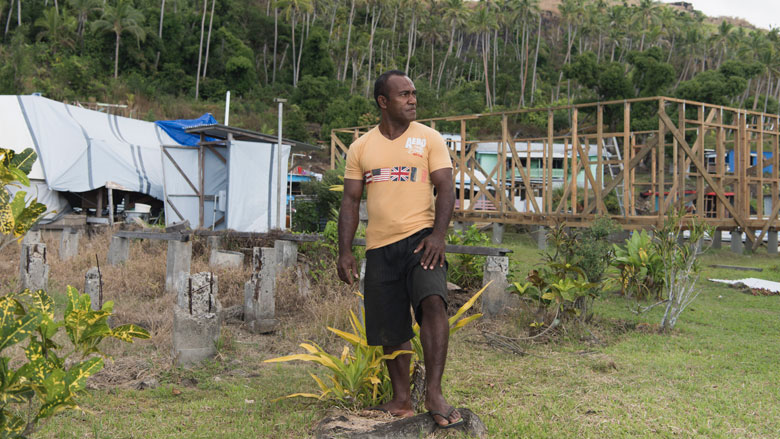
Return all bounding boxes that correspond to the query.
[660,0,780,30]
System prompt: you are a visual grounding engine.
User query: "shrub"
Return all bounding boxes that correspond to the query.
[0,287,150,437]
[446,225,490,289]
[612,230,664,300]
[264,286,485,408]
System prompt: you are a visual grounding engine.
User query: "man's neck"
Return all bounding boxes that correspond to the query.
[378,119,412,141]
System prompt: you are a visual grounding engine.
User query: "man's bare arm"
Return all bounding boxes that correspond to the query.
[337,178,364,284]
[414,167,454,270]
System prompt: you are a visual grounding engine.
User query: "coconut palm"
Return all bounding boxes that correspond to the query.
[92,0,146,79]
[34,7,77,54]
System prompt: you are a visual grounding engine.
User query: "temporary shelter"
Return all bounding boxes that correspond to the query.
[0,94,291,232]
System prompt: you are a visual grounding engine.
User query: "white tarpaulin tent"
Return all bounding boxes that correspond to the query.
[0,95,289,232]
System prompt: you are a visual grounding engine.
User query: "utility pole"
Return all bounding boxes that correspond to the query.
[274,98,287,229]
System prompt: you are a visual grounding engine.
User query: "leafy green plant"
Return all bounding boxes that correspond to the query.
[612,230,664,300]
[0,148,47,251]
[446,225,491,289]
[0,287,150,437]
[265,285,486,409]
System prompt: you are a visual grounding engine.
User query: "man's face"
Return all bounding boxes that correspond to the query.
[379,75,417,123]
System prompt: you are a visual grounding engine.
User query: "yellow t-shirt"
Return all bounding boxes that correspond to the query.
[345,122,452,250]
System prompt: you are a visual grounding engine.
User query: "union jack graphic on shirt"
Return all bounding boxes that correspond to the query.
[363,166,422,184]
[390,166,411,181]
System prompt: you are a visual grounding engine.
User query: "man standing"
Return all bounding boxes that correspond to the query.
[337,70,462,428]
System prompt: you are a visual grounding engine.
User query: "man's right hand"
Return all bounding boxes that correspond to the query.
[337,252,359,285]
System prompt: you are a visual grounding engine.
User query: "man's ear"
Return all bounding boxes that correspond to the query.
[377,95,387,109]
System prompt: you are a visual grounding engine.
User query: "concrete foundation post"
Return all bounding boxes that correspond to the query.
[206,236,222,251]
[19,243,49,292]
[731,229,743,254]
[22,230,42,245]
[481,256,513,318]
[712,229,722,249]
[768,229,778,255]
[59,229,80,261]
[173,272,221,366]
[209,250,244,268]
[166,240,192,294]
[243,248,277,333]
[84,267,102,310]
[107,236,130,266]
[491,223,504,245]
[274,240,298,269]
[534,226,547,250]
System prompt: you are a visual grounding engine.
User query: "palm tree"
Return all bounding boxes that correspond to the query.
[34,8,77,54]
[632,0,660,52]
[469,3,497,109]
[279,0,313,87]
[67,0,99,46]
[436,0,469,94]
[92,0,146,79]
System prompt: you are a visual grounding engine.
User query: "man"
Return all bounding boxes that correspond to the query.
[337,70,461,428]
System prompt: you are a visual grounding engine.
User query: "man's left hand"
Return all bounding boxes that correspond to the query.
[413,233,446,270]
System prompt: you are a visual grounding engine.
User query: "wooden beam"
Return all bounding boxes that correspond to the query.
[115,230,190,241]
[162,148,199,195]
[205,144,227,164]
[658,110,755,244]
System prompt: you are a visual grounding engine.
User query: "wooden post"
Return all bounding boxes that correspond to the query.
[758,114,764,219]
[623,103,630,217]
[697,105,705,219]
[198,136,205,228]
[107,187,114,226]
[717,108,725,221]
[571,137,577,214]
[596,105,603,214]
[547,110,554,213]
[501,115,508,215]
[658,98,666,224]
[460,120,466,212]
[96,187,104,218]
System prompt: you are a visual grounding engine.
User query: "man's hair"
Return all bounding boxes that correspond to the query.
[373,70,407,108]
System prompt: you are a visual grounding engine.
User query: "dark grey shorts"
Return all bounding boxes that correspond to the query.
[363,228,449,347]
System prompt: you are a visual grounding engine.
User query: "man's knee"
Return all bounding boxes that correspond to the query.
[420,294,446,315]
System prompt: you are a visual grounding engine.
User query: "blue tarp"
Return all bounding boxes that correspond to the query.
[155,113,218,146]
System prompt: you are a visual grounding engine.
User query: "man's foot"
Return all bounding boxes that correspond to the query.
[366,400,414,418]
[425,395,463,428]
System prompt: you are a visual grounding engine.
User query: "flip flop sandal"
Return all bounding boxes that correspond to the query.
[428,407,465,429]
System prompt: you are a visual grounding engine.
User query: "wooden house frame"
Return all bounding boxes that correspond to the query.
[332,97,780,251]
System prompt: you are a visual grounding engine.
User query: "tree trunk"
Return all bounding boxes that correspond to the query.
[482,32,492,109]
[195,0,208,99]
[291,12,297,86]
[404,10,415,74]
[272,7,278,83]
[365,5,381,97]
[154,0,166,70]
[342,0,355,81]
[530,13,541,105]
[5,0,14,38]
[202,0,216,78]
[114,33,120,78]
[328,0,338,41]
[436,24,456,95]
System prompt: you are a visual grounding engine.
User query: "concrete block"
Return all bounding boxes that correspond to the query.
[243,248,277,333]
[19,243,49,292]
[491,223,504,245]
[166,240,192,294]
[534,226,547,250]
[768,229,778,255]
[209,249,244,268]
[731,229,743,254]
[252,247,262,272]
[712,229,722,249]
[206,236,222,251]
[107,236,130,266]
[59,229,80,261]
[84,267,102,310]
[274,240,297,269]
[481,256,515,318]
[173,272,222,367]
[22,230,42,245]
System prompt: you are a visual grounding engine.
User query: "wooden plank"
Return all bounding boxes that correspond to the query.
[166,197,185,221]
[597,105,603,212]
[547,110,554,213]
[162,148,199,195]
[658,99,666,225]
[198,143,204,228]
[659,110,755,244]
[508,140,541,213]
[115,231,190,242]
[623,103,630,216]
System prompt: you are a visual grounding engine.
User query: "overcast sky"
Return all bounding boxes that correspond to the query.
[660,0,780,30]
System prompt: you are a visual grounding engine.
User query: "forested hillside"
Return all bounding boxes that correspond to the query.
[0,0,778,142]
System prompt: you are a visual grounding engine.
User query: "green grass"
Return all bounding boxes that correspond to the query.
[35,231,780,438]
